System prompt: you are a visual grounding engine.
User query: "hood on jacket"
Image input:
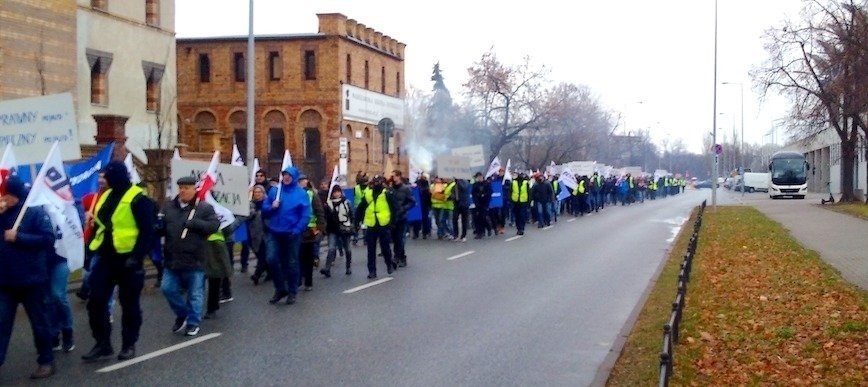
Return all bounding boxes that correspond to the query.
[103,160,131,190]
[281,166,301,188]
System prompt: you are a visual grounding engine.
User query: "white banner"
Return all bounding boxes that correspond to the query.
[341,84,405,127]
[436,155,473,180]
[0,93,81,163]
[451,145,486,168]
[171,158,250,217]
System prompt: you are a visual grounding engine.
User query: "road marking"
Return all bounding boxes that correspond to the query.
[567,218,577,223]
[505,235,523,242]
[343,277,394,294]
[542,225,553,230]
[447,251,476,261]
[96,333,222,373]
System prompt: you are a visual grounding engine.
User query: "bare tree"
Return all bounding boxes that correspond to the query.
[754,0,867,201]
[463,50,549,164]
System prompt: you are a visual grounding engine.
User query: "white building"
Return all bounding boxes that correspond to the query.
[782,128,867,198]
[76,0,177,161]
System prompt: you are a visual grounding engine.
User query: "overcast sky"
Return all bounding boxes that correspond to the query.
[176,0,805,154]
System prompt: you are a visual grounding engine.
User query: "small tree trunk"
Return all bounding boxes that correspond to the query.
[840,138,856,202]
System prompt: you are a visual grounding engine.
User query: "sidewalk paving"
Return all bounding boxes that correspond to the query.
[718,190,868,290]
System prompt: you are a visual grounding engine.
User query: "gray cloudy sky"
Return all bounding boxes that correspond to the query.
[176,0,805,154]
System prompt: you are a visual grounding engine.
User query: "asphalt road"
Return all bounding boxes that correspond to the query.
[2,190,708,386]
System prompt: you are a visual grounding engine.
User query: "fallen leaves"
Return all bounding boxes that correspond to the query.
[669,207,868,386]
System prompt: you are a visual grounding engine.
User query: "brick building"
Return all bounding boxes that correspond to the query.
[176,13,407,184]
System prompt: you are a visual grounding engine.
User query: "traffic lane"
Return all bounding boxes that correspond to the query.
[0,192,702,385]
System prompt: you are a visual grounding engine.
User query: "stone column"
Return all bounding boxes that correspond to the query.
[93,114,128,160]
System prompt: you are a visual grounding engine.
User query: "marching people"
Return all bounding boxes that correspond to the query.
[238,170,269,274]
[248,184,271,285]
[410,172,432,239]
[430,176,454,240]
[510,173,530,235]
[298,175,326,292]
[321,185,354,276]
[451,176,471,242]
[82,161,155,363]
[389,170,416,267]
[159,176,220,336]
[471,172,492,239]
[204,212,236,321]
[355,175,397,279]
[549,175,561,223]
[352,173,369,246]
[262,166,310,305]
[0,175,57,379]
[531,173,552,228]
[77,172,109,301]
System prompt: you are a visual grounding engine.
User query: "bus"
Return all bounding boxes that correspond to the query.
[768,151,810,199]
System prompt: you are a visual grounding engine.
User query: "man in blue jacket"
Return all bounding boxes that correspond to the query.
[262,166,310,305]
[0,175,57,379]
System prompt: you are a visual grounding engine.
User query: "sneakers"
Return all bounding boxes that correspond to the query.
[346,268,352,275]
[367,273,377,279]
[185,325,200,337]
[117,346,136,361]
[81,345,114,362]
[219,295,234,304]
[269,291,288,304]
[320,269,331,278]
[62,329,75,352]
[52,336,62,352]
[172,317,187,333]
[29,363,55,379]
[285,295,296,305]
[461,237,467,242]
[303,286,312,291]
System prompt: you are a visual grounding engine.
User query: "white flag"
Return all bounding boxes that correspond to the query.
[485,156,501,179]
[281,150,293,170]
[249,158,261,188]
[231,143,244,166]
[21,142,84,271]
[559,166,578,191]
[0,144,19,174]
[503,159,513,181]
[124,153,142,185]
[197,151,236,230]
[408,163,423,185]
[172,148,181,160]
[326,165,339,199]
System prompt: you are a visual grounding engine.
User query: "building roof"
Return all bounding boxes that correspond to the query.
[177,33,403,60]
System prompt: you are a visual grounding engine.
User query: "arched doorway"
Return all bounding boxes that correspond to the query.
[299,109,324,183]
[229,110,247,162]
[194,111,217,152]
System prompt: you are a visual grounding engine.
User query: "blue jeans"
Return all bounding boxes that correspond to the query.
[48,261,74,336]
[535,202,551,227]
[267,232,301,296]
[0,285,54,366]
[325,233,351,270]
[548,201,559,222]
[433,208,453,238]
[161,269,205,327]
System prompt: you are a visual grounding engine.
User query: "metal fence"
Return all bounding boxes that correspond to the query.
[659,199,706,387]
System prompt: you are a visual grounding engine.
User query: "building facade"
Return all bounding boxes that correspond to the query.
[0,0,78,100]
[782,129,867,198]
[176,13,407,184]
[77,0,177,161]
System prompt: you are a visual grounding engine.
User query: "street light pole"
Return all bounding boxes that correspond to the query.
[246,0,255,172]
[712,0,719,210]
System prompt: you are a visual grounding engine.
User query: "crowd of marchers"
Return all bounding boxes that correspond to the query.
[0,160,687,381]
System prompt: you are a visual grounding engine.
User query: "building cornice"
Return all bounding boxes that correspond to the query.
[78,4,175,37]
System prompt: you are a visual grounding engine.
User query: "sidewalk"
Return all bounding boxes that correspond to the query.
[721,190,868,290]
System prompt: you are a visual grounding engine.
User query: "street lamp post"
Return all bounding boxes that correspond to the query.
[722,81,744,196]
[711,0,719,210]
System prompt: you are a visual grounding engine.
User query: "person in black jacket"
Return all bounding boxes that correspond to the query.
[158,176,220,337]
[82,161,155,363]
[451,177,471,242]
[470,172,492,239]
[389,171,416,267]
[354,175,397,279]
[530,173,553,228]
[320,185,354,277]
[410,173,431,239]
[0,175,57,379]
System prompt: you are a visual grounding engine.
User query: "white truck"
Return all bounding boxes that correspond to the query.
[741,172,770,193]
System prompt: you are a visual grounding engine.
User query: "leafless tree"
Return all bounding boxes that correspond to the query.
[754,0,867,201]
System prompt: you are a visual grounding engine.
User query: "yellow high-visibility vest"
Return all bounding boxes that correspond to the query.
[89,186,144,254]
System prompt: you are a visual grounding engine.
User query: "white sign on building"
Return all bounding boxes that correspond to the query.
[0,93,81,163]
[170,158,251,216]
[341,84,405,127]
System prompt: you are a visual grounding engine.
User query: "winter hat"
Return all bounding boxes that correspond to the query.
[0,175,26,198]
[102,160,131,189]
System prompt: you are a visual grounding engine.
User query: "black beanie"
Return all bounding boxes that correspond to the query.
[102,160,131,190]
[3,175,26,199]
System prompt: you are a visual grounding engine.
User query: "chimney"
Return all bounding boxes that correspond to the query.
[316,13,347,36]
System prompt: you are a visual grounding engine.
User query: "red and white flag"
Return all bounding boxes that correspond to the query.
[17,142,84,271]
[197,151,235,230]
[0,143,18,175]
[231,143,244,166]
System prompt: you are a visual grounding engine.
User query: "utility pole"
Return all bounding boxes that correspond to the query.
[246,0,255,171]
[711,0,719,210]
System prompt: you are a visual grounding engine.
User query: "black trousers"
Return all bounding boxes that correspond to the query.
[452,206,470,239]
[300,241,317,287]
[86,255,143,349]
[473,207,490,236]
[206,277,222,314]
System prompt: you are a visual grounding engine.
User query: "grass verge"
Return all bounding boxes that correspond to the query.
[826,202,868,221]
[607,206,867,386]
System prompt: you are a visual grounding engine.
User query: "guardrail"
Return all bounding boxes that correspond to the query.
[659,199,706,387]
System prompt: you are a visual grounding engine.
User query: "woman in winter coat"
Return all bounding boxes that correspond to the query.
[320,186,355,277]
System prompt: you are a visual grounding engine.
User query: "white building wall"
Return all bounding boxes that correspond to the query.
[787,128,866,196]
[75,0,176,162]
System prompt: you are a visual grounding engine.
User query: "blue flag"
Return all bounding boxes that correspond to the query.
[17,142,115,201]
[490,181,503,208]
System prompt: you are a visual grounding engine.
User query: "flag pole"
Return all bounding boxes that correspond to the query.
[13,142,59,230]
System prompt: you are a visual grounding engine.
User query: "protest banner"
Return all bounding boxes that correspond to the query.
[0,93,81,163]
[171,158,250,217]
[436,155,473,180]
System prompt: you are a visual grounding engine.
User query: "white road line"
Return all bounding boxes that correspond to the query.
[505,235,523,242]
[542,225,554,230]
[96,333,222,373]
[567,218,577,223]
[446,251,476,261]
[343,277,394,294]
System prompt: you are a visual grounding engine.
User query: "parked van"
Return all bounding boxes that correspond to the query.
[742,172,770,193]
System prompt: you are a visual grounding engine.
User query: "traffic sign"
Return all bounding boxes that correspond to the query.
[713,144,723,155]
